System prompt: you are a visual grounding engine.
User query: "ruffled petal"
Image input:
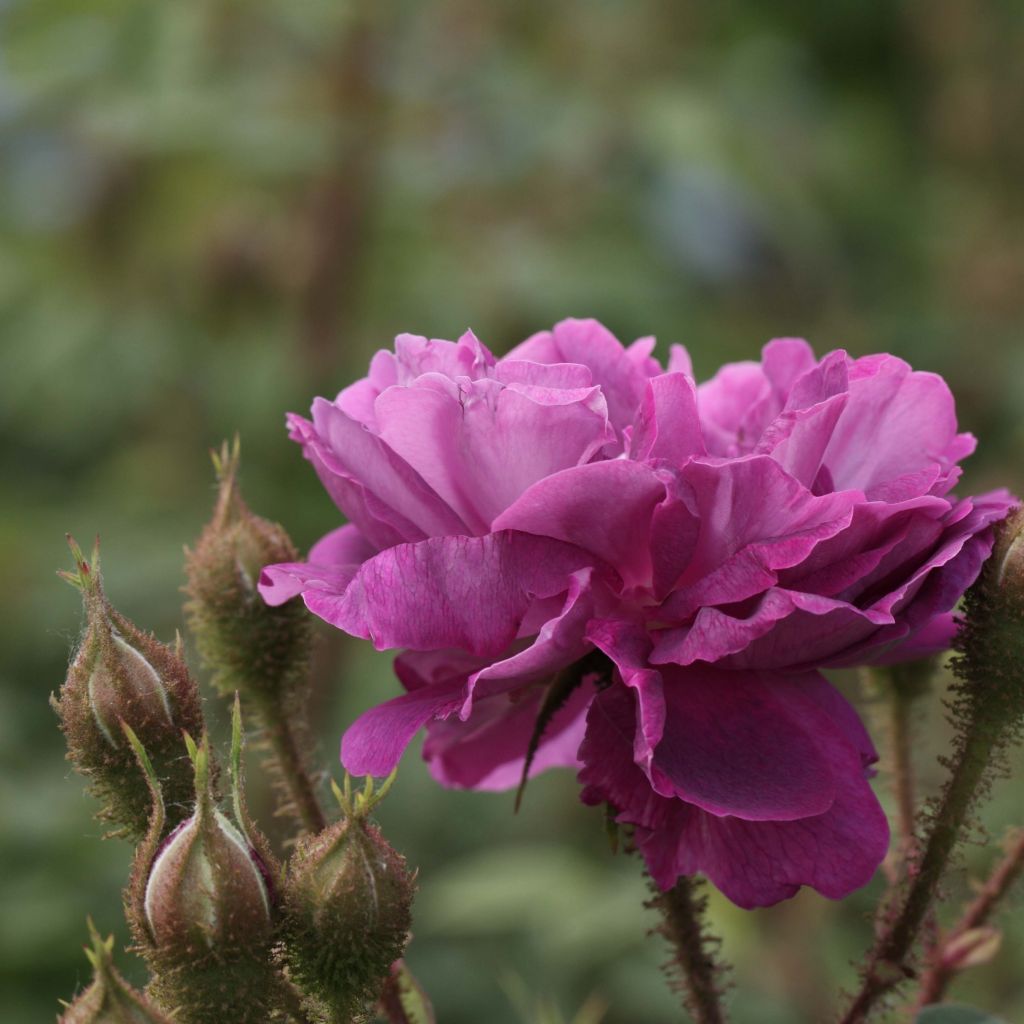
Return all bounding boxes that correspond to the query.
[630,373,706,465]
[507,318,651,436]
[258,524,374,606]
[340,681,466,777]
[309,399,470,538]
[579,680,888,907]
[423,678,594,791]
[320,531,601,655]
[375,375,615,531]
[492,460,666,588]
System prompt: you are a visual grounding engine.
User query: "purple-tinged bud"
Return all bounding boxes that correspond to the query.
[184,439,312,705]
[53,538,206,838]
[58,920,173,1024]
[939,926,1002,974]
[137,731,283,1024]
[281,774,414,1021]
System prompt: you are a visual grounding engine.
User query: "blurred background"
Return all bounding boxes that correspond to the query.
[3,2,1024,1021]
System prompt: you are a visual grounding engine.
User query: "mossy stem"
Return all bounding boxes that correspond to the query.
[914,827,1024,1008]
[253,694,327,835]
[652,875,728,1024]
[839,714,1001,1024]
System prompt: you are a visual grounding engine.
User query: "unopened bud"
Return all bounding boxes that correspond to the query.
[940,926,1002,973]
[53,538,206,838]
[184,438,311,704]
[139,731,281,1024]
[143,735,272,955]
[281,775,414,1020]
[59,920,173,1024]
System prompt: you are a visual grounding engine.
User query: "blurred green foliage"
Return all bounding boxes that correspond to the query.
[2,1,1024,1021]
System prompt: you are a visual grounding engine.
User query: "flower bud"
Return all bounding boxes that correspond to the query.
[140,734,280,1024]
[184,439,311,704]
[53,538,206,838]
[281,776,414,1020]
[939,926,1002,974]
[59,920,173,1024]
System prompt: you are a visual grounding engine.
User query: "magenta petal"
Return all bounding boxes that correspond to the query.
[670,456,861,590]
[324,531,600,655]
[823,356,964,498]
[637,756,889,905]
[630,373,706,465]
[508,318,650,434]
[493,460,665,587]
[258,524,373,607]
[647,665,837,820]
[423,679,594,791]
[375,375,614,530]
[340,682,465,777]
[580,680,888,906]
[655,589,892,669]
[309,399,469,538]
[464,567,602,709]
[308,523,377,565]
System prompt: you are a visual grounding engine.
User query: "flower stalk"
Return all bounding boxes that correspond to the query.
[841,509,1024,1023]
[649,875,728,1024]
[914,827,1024,1008]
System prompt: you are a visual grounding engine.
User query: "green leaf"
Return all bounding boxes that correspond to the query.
[915,1005,1007,1024]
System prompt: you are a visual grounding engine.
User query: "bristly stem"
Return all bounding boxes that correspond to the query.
[839,719,996,1023]
[650,875,729,1024]
[914,827,1024,1008]
[253,694,327,835]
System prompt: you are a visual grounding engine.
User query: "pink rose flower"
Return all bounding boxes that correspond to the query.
[260,319,1014,908]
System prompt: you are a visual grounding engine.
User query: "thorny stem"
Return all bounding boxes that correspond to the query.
[253,694,327,835]
[839,720,997,1024]
[651,876,728,1024]
[914,827,1024,1007]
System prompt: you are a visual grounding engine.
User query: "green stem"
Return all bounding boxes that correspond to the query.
[651,876,728,1024]
[839,719,998,1024]
[254,695,327,835]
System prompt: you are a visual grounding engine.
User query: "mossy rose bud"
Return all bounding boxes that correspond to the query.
[140,735,280,1024]
[53,538,205,838]
[59,921,173,1024]
[281,777,414,1020]
[184,439,311,704]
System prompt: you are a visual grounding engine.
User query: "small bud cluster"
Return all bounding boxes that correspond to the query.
[55,442,418,1023]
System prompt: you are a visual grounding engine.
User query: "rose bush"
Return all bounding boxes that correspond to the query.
[260,319,1013,907]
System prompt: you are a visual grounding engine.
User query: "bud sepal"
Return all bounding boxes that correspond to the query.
[58,920,173,1024]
